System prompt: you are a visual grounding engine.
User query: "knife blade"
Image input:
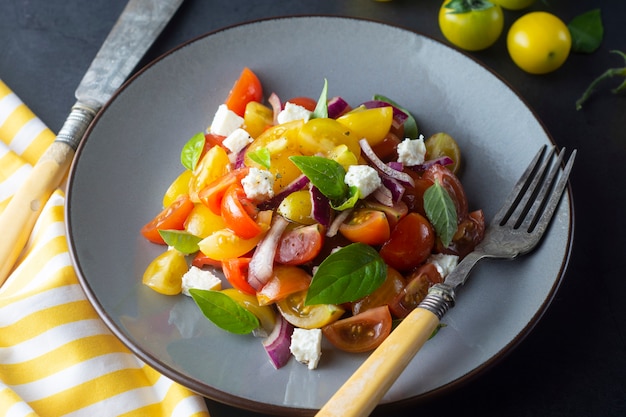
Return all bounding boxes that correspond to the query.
[0,0,185,284]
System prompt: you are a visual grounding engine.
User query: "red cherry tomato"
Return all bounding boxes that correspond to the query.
[140,194,194,244]
[275,224,324,265]
[198,167,250,215]
[351,267,406,316]
[285,96,317,112]
[389,262,443,318]
[437,209,486,258]
[222,257,256,295]
[224,67,263,117]
[322,305,393,353]
[256,265,312,305]
[221,184,261,239]
[379,212,435,272]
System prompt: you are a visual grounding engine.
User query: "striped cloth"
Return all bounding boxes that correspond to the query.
[0,80,210,417]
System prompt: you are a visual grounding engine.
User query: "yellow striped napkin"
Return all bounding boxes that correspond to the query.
[0,80,210,417]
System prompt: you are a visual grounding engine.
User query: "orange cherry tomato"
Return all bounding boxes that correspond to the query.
[222,257,256,295]
[221,184,261,239]
[339,208,390,246]
[351,266,406,316]
[256,265,312,306]
[285,96,317,112]
[198,167,250,215]
[275,223,324,265]
[224,67,263,117]
[191,252,222,268]
[379,212,435,272]
[322,305,393,353]
[141,194,194,244]
[389,262,443,318]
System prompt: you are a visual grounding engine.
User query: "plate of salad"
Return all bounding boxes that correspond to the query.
[66,16,573,415]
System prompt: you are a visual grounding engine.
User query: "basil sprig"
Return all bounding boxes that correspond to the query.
[189,289,260,334]
[305,243,387,306]
[423,180,457,248]
[158,230,201,254]
[311,78,329,119]
[247,147,271,169]
[181,132,205,171]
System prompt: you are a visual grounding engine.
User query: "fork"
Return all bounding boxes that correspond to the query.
[315,145,576,417]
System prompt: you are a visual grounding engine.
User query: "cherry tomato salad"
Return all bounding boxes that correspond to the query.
[140,68,485,370]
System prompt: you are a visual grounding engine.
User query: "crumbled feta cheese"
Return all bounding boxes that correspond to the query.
[277,102,312,124]
[222,128,253,154]
[209,104,244,137]
[344,164,382,198]
[241,167,275,201]
[427,253,459,279]
[290,328,322,370]
[181,266,222,296]
[397,136,426,166]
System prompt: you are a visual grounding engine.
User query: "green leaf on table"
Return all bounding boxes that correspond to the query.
[305,243,387,305]
[158,230,201,254]
[311,78,329,119]
[180,132,205,171]
[568,9,604,54]
[189,289,259,334]
[289,155,348,201]
[423,180,457,248]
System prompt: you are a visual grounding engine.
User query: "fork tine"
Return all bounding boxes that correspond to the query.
[527,148,576,234]
[492,145,547,226]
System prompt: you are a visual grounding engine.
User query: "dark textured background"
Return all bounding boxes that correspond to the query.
[1,1,625,416]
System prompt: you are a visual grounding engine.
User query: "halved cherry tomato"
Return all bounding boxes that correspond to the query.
[163,170,193,208]
[286,96,317,112]
[276,289,344,329]
[201,133,226,157]
[142,248,188,295]
[364,200,408,230]
[339,208,390,246]
[322,305,392,353]
[379,212,435,271]
[224,67,263,117]
[141,194,195,244]
[256,265,312,305]
[184,203,226,238]
[401,172,433,217]
[222,257,256,295]
[221,184,261,239]
[371,132,402,162]
[351,267,406,316]
[191,252,222,268]
[189,144,231,202]
[336,107,394,146]
[437,209,486,258]
[275,223,324,265]
[389,262,443,318]
[243,101,273,139]
[198,167,250,215]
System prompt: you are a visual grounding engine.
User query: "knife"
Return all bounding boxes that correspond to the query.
[0,0,185,284]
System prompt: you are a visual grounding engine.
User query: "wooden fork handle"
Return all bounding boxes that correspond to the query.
[315,307,440,417]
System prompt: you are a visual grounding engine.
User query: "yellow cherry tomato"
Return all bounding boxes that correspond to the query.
[142,249,188,295]
[297,118,361,158]
[491,0,535,10]
[184,203,226,238]
[336,106,393,146]
[438,0,504,51]
[162,170,192,208]
[243,101,273,139]
[425,132,462,174]
[277,189,316,225]
[221,288,277,336]
[507,12,572,75]
[276,290,345,329]
[189,145,231,201]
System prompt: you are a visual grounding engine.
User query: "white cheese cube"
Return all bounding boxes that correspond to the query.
[290,328,322,370]
[241,167,275,201]
[397,136,426,166]
[344,164,382,198]
[209,104,244,137]
[222,128,253,154]
[181,266,222,296]
[277,102,312,124]
[427,253,459,279]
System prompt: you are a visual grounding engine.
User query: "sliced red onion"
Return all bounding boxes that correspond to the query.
[381,177,405,202]
[268,92,282,125]
[359,138,415,187]
[408,156,455,171]
[311,186,331,227]
[327,96,351,119]
[248,216,289,291]
[387,161,403,172]
[233,145,248,169]
[258,175,310,210]
[373,185,394,207]
[327,207,353,237]
[262,315,294,369]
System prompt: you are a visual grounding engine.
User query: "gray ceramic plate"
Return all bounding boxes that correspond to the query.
[66,16,573,416]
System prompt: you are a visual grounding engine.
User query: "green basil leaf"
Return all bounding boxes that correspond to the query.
[311,78,329,119]
[568,9,604,54]
[189,289,259,334]
[158,230,201,254]
[331,186,359,211]
[305,243,387,305]
[423,180,457,248]
[289,155,348,201]
[181,132,205,171]
[247,147,271,169]
[372,94,419,139]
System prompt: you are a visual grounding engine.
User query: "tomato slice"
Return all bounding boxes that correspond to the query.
[389,263,443,318]
[191,252,222,268]
[286,96,317,112]
[351,267,406,316]
[224,67,263,117]
[379,212,435,271]
[339,208,390,246]
[222,257,256,295]
[221,184,261,239]
[198,167,250,215]
[141,194,194,244]
[276,290,344,329]
[322,305,392,353]
[256,265,312,305]
[142,249,188,295]
[437,209,486,258]
[275,223,324,265]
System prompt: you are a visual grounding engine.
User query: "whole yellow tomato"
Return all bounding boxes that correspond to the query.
[491,0,535,10]
[507,12,572,74]
[438,0,504,51]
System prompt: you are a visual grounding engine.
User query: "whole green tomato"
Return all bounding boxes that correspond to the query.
[438,0,504,51]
